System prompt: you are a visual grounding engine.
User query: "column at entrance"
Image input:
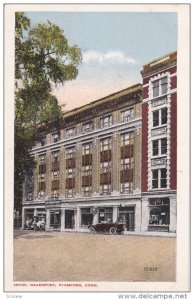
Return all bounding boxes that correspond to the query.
[113,206,118,222]
[34,208,38,216]
[22,207,26,229]
[93,210,98,225]
[46,209,50,230]
[61,209,65,231]
[76,207,80,231]
[169,196,176,233]
[141,198,149,232]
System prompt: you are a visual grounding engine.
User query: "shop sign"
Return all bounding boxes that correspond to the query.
[45,198,61,206]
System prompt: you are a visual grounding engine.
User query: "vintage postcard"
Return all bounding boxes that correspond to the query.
[4,3,190,293]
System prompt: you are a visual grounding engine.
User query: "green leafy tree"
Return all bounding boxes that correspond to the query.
[15,12,82,212]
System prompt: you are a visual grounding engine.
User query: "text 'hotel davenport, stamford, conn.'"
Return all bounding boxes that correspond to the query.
[21,51,177,236]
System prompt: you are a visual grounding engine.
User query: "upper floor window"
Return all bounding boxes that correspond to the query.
[153,77,168,98]
[82,143,92,155]
[121,132,134,146]
[39,137,46,147]
[152,138,167,156]
[52,171,59,179]
[100,137,111,151]
[66,188,74,198]
[51,189,59,199]
[82,186,92,197]
[100,161,111,173]
[121,157,133,170]
[66,147,75,159]
[39,154,46,164]
[100,115,112,128]
[66,168,75,178]
[100,184,111,195]
[152,168,167,189]
[121,108,134,122]
[52,132,60,143]
[121,182,133,194]
[153,107,168,127]
[82,122,93,133]
[82,165,92,176]
[52,151,59,162]
[66,127,76,138]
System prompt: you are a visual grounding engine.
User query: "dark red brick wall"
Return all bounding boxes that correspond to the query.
[170,76,177,89]
[170,93,177,189]
[142,103,148,192]
[143,86,149,99]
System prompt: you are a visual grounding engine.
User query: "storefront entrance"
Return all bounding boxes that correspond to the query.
[118,207,135,231]
[50,210,61,229]
[65,210,75,229]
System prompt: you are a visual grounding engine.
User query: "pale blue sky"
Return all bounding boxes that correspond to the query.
[26,12,177,110]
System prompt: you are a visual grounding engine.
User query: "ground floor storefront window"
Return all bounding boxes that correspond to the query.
[81,208,93,228]
[118,206,135,231]
[98,207,113,223]
[50,210,61,229]
[148,198,170,232]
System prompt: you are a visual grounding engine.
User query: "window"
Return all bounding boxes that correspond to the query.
[100,138,111,151]
[152,76,168,97]
[161,77,168,95]
[39,137,46,147]
[121,158,131,170]
[82,165,92,176]
[100,115,112,128]
[66,188,74,198]
[152,168,167,189]
[81,208,93,227]
[152,138,167,157]
[100,161,111,173]
[39,154,46,164]
[153,80,159,97]
[121,108,134,122]
[100,184,111,195]
[161,138,167,155]
[66,168,75,178]
[66,147,75,159]
[120,182,132,194]
[121,132,134,146]
[66,127,76,138]
[52,171,59,179]
[51,189,59,199]
[52,151,59,162]
[52,132,60,143]
[50,210,61,228]
[39,173,46,181]
[99,208,113,223]
[152,140,159,156]
[82,122,93,133]
[82,186,92,197]
[149,198,170,226]
[161,107,167,124]
[83,143,92,155]
[152,108,168,127]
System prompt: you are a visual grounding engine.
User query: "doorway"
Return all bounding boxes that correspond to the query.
[65,210,75,229]
[119,206,135,231]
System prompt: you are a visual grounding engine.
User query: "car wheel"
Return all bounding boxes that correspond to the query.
[109,227,116,235]
[89,226,96,234]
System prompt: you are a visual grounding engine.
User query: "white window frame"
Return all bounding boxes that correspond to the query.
[121,108,134,122]
[152,107,168,128]
[100,138,111,151]
[66,127,76,138]
[152,76,168,98]
[152,168,167,189]
[100,115,112,128]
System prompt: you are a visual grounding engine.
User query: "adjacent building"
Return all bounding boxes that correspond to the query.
[21,51,177,235]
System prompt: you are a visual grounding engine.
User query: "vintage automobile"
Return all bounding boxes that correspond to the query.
[24,217,45,231]
[88,222,125,235]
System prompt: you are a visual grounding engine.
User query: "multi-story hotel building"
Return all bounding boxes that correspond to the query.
[21,51,177,235]
[22,84,143,233]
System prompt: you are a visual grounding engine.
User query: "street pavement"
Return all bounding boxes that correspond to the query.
[14,230,176,282]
